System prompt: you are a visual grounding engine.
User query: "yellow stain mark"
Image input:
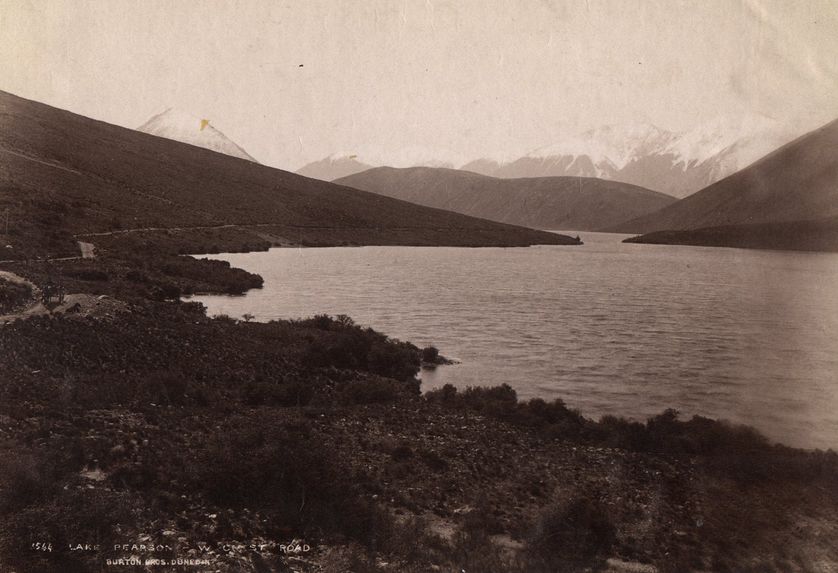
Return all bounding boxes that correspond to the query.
[200,119,210,131]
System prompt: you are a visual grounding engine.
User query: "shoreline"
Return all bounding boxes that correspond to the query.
[2,305,837,572]
[184,244,837,453]
[3,246,838,571]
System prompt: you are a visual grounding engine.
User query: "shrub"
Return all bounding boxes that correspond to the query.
[302,313,336,331]
[418,448,449,472]
[367,341,421,382]
[597,414,649,450]
[142,370,188,406]
[642,410,771,456]
[463,384,518,408]
[422,346,440,362]
[425,383,458,402]
[189,414,380,542]
[152,282,181,301]
[529,493,616,570]
[125,269,149,283]
[449,507,515,573]
[0,277,32,313]
[390,444,414,461]
[0,453,54,512]
[340,377,408,404]
[297,315,421,383]
[243,378,316,407]
[425,385,784,468]
[63,269,109,282]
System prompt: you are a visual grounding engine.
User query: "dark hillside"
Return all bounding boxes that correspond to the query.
[624,216,838,252]
[612,118,838,235]
[0,90,573,262]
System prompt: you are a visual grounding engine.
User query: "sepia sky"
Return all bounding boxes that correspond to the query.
[1,0,837,169]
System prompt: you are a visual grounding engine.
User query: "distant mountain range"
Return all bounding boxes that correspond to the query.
[138,109,260,163]
[297,155,373,181]
[335,167,676,231]
[0,90,573,260]
[463,119,794,198]
[132,103,837,252]
[301,117,795,198]
[619,118,838,252]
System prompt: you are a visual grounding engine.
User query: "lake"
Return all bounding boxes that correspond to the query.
[190,232,838,449]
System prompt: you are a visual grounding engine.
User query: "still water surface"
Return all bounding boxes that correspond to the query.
[191,232,838,449]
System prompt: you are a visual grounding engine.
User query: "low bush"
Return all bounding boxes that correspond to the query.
[0,442,126,572]
[63,269,109,282]
[188,414,383,543]
[298,314,421,383]
[125,269,149,283]
[0,277,32,313]
[426,384,587,439]
[151,282,181,301]
[422,346,439,362]
[528,492,616,570]
[447,506,520,573]
[243,378,316,407]
[0,453,56,513]
[339,376,413,404]
[159,256,263,293]
[418,448,449,472]
[425,384,838,485]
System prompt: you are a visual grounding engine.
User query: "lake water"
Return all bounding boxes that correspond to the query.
[190,232,838,449]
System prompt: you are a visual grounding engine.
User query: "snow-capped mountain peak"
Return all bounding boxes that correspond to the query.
[526,122,679,169]
[299,116,798,196]
[665,113,786,167]
[482,117,796,196]
[137,108,259,163]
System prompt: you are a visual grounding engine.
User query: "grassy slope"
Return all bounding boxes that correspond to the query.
[0,90,574,262]
[335,166,676,231]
